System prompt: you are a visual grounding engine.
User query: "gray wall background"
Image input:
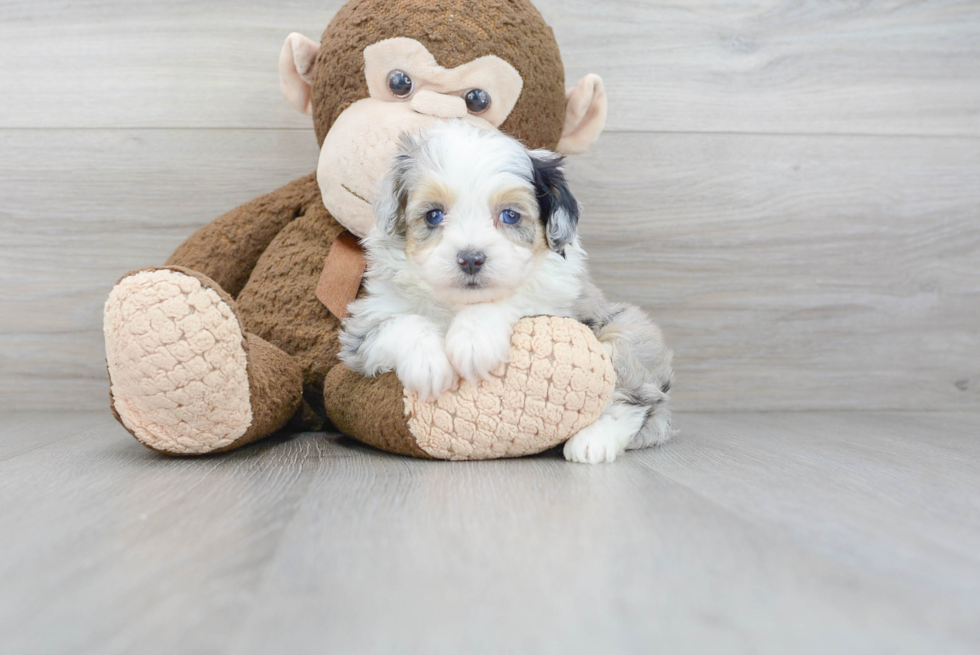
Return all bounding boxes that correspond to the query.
[1,0,978,411]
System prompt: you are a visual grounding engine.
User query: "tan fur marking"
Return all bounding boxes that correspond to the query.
[404,177,456,257]
[489,185,538,219]
[490,185,546,249]
[408,177,458,217]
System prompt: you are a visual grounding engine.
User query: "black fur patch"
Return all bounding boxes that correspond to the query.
[530,153,579,253]
[580,314,609,334]
[620,391,649,407]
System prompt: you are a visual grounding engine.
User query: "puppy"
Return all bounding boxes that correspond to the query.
[339,121,674,463]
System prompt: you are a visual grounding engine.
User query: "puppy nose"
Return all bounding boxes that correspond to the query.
[456,250,486,275]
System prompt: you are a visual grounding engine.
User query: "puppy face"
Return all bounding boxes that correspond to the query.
[374,121,579,305]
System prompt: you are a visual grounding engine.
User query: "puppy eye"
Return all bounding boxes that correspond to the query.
[387,70,413,98]
[464,89,491,114]
[425,209,445,226]
[500,209,520,225]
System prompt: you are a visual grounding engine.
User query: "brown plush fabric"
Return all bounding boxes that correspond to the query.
[167,174,320,298]
[323,365,433,458]
[311,0,567,151]
[234,198,351,428]
[106,266,304,455]
[231,333,305,451]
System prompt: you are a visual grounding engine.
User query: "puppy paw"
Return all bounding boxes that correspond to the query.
[563,416,625,464]
[397,342,458,401]
[445,319,512,383]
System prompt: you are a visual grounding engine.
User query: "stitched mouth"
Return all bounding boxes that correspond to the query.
[341,183,371,206]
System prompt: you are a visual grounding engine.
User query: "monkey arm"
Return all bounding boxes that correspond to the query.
[165,173,321,297]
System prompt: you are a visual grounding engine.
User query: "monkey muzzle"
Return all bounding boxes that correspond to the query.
[316,98,494,238]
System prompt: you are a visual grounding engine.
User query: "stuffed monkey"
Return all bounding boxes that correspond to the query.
[103,0,610,458]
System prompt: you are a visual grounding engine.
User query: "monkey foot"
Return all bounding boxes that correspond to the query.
[104,268,255,455]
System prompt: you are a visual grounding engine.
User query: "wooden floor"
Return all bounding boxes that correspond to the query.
[1,411,977,654]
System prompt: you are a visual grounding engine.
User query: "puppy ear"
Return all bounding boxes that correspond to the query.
[374,132,420,237]
[373,162,407,237]
[529,150,580,255]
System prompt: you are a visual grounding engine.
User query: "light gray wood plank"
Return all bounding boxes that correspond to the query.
[0,128,320,410]
[2,411,977,654]
[228,440,964,655]
[0,420,346,655]
[0,410,106,461]
[552,0,980,136]
[636,411,980,646]
[2,128,977,411]
[570,132,980,411]
[0,0,339,131]
[1,1,978,136]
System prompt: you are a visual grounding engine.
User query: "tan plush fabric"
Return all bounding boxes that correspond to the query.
[322,317,615,460]
[279,33,320,114]
[105,268,304,455]
[105,268,253,454]
[363,38,524,128]
[405,317,615,460]
[558,74,608,156]
[315,230,366,320]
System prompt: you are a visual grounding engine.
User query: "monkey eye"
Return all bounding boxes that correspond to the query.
[425,209,445,226]
[464,89,491,114]
[387,70,413,98]
[500,209,520,225]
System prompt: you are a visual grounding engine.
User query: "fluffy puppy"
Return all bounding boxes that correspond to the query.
[340,121,674,463]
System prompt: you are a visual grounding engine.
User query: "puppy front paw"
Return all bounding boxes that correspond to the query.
[445,317,512,383]
[397,343,458,401]
[563,416,624,464]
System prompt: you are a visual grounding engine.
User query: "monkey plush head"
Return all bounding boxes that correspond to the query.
[279,0,607,238]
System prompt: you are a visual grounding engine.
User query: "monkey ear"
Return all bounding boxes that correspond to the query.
[279,33,320,115]
[556,74,608,156]
[530,150,580,255]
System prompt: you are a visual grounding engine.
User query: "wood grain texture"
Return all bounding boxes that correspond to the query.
[0,1,978,135]
[2,129,977,410]
[1,0,978,411]
[0,129,320,408]
[568,132,980,410]
[1,410,978,654]
[550,0,980,136]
